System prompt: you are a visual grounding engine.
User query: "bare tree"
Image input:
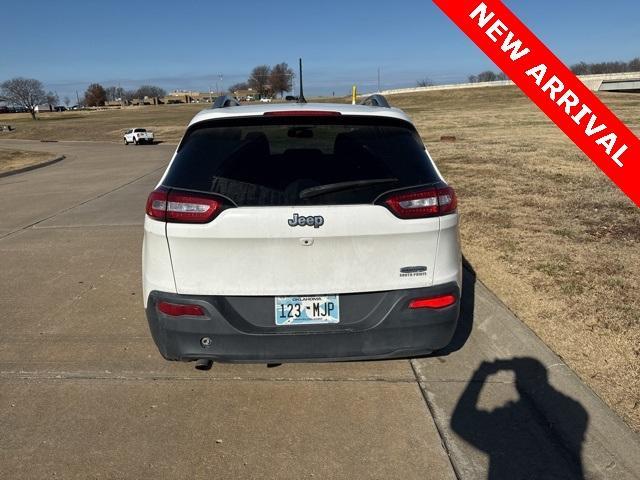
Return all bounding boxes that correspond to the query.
[468,71,505,83]
[134,85,166,99]
[270,62,294,98]
[45,91,59,107]
[105,86,123,102]
[571,57,640,75]
[123,90,137,102]
[228,82,248,94]
[570,62,590,75]
[248,65,272,97]
[476,71,498,82]
[63,96,71,107]
[416,77,435,87]
[84,83,107,107]
[0,77,47,120]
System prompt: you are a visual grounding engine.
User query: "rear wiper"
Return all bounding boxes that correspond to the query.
[299,178,398,199]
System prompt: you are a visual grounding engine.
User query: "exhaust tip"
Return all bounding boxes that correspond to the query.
[195,359,213,371]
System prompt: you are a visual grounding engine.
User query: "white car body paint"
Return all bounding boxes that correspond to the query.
[143,102,461,308]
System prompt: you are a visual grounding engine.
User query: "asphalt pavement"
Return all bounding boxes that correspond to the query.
[1,139,638,479]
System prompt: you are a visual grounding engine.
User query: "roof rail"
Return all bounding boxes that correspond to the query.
[212,95,240,109]
[358,94,390,108]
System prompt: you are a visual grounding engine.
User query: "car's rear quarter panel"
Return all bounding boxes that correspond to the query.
[142,218,176,306]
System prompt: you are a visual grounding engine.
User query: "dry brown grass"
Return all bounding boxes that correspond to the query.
[388,86,639,431]
[1,88,638,430]
[0,104,204,144]
[0,149,54,174]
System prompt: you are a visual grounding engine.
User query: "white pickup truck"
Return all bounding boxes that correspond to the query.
[123,128,154,145]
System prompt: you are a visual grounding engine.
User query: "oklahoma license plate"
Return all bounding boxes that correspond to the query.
[275,295,340,325]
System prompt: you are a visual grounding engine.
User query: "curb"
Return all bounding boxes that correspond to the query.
[0,155,66,178]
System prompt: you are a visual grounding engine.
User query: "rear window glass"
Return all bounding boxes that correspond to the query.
[162,116,440,206]
[134,128,146,133]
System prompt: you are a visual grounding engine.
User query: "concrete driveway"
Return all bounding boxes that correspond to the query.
[0,140,638,479]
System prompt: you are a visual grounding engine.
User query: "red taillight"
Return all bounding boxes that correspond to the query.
[146,187,168,220]
[145,188,223,223]
[157,301,205,317]
[383,186,457,219]
[263,111,341,116]
[409,294,456,309]
[165,191,222,223]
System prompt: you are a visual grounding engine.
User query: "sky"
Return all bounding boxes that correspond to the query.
[2,0,639,101]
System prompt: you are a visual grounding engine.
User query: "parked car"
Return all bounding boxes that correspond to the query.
[143,95,461,365]
[124,128,154,145]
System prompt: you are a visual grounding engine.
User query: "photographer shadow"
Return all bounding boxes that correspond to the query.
[451,357,588,479]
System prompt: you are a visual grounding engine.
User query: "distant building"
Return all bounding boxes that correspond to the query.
[231,88,255,101]
[34,104,53,113]
[163,90,218,104]
[231,87,273,101]
[130,96,164,106]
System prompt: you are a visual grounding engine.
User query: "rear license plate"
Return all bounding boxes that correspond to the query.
[275,295,339,325]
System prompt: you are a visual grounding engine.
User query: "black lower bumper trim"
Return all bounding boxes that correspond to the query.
[145,284,460,362]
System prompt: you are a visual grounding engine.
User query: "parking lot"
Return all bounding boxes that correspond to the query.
[1,140,639,479]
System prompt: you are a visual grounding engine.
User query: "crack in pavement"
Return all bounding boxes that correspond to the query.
[0,371,417,383]
[410,359,463,480]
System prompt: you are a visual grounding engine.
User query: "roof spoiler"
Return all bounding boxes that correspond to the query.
[212,95,240,109]
[358,94,390,108]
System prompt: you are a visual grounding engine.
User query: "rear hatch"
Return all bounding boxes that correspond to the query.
[151,114,454,296]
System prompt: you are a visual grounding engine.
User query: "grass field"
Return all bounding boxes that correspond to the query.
[0,104,204,144]
[0,148,54,174]
[1,87,638,430]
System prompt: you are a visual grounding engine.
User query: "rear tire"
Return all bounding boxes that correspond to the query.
[134,138,139,145]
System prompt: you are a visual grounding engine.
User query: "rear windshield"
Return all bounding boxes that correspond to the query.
[134,128,146,133]
[162,115,440,206]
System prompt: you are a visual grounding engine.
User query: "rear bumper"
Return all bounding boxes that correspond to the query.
[145,283,460,363]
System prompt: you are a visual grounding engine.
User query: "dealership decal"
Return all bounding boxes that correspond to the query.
[432,0,640,207]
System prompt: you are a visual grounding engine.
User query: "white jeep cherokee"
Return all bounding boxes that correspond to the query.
[142,95,461,364]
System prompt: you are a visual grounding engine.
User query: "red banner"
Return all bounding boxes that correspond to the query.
[432,0,640,207]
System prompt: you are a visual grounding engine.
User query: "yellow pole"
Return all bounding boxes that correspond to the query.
[352,85,357,105]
